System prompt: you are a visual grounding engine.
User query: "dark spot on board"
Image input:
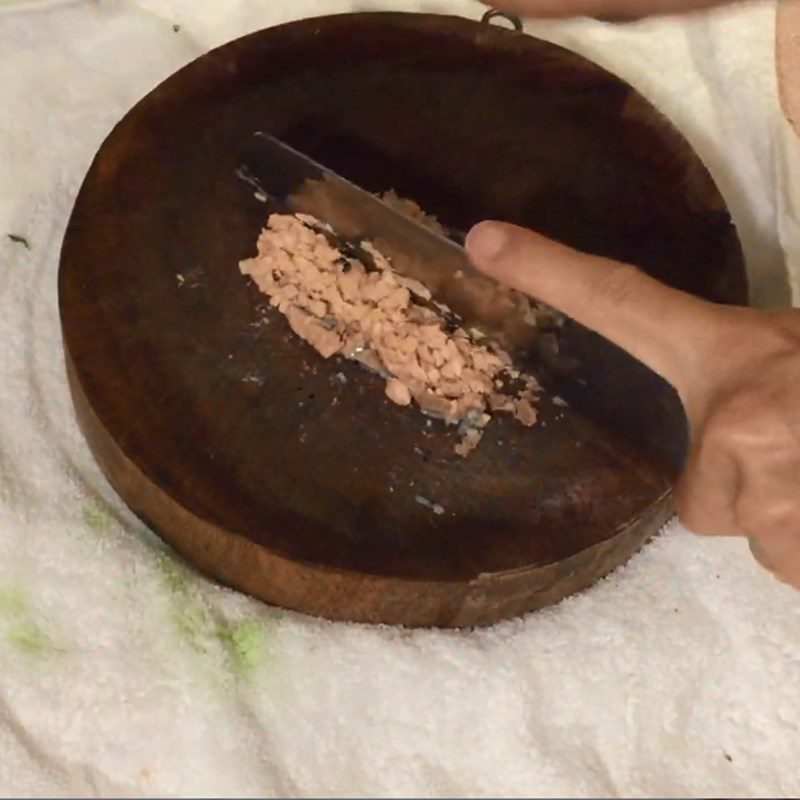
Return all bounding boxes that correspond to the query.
[7,233,30,250]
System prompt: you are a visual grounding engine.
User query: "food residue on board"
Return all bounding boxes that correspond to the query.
[415,495,445,515]
[378,190,449,236]
[240,211,541,456]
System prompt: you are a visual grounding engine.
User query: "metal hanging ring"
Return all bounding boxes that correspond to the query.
[480,9,524,32]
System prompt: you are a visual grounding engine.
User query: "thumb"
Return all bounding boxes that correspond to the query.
[465,220,724,392]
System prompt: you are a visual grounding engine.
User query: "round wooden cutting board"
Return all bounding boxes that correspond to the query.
[59,12,747,627]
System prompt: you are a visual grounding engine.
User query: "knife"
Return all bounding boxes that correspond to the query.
[237,132,546,357]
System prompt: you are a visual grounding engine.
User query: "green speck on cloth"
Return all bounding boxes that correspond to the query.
[6,622,51,655]
[1,586,56,657]
[82,498,115,533]
[76,497,277,676]
[154,554,210,647]
[153,551,272,675]
[218,619,265,674]
[0,586,27,615]
[156,551,193,594]
[172,603,207,647]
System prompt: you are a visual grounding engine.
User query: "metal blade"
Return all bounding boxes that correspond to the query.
[238,132,542,355]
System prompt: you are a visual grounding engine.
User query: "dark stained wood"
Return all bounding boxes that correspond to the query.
[59,12,747,627]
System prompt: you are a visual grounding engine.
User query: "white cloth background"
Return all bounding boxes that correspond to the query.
[0,0,798,797]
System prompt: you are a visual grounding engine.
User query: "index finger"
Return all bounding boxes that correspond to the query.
[465,220,726,393]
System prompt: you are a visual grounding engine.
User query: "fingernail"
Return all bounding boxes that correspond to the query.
[465,222,507,260]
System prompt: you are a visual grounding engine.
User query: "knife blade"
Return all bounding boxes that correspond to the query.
[237,132,544,356]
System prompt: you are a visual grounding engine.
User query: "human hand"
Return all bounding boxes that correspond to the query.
[479,0,737,20]
[466,221,800,589]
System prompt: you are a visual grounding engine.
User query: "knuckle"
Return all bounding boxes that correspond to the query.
[672,474,729,536]
[763,503,799,532]
[762,310,800,350]
[700,393,782,452]
[674,497,703,533]
[736,496,800,535]
[694,409,739,455]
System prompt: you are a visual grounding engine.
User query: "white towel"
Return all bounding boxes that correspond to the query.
[0,0,798,796]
